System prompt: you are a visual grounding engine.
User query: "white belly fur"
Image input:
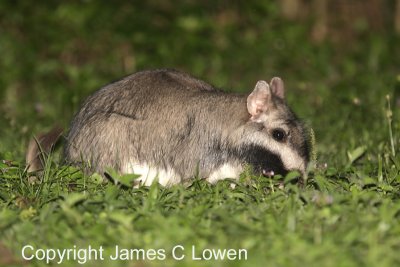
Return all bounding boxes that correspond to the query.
[124,163,181,186]
[206,163,243,183]
[124,162,243,186]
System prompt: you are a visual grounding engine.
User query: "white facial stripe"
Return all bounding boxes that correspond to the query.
[252,113,290,132]
[123,162,181,186]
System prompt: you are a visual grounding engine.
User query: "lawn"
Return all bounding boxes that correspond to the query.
[0,2,399,267]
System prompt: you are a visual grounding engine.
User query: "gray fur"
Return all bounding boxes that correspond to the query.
[64,69,309,182]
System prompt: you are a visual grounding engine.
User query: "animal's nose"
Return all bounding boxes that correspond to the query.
[262,169,275,177]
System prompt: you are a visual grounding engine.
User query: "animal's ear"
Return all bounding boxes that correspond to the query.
[247,80,271,117]
[270,77,285,99]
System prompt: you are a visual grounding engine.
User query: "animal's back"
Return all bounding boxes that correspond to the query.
[72,69,217,120]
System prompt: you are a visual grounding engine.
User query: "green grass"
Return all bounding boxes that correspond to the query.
[1,2,400,267]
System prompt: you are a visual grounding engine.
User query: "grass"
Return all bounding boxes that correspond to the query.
[1,2,400,267]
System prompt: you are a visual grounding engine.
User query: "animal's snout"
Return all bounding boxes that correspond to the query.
[261,167,305,179]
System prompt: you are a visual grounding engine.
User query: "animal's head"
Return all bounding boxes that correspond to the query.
[244,77,310,178]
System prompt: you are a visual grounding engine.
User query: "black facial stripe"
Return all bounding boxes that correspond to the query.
[231,144,288,176]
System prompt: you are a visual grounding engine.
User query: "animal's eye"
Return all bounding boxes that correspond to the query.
[272,128,287,142]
